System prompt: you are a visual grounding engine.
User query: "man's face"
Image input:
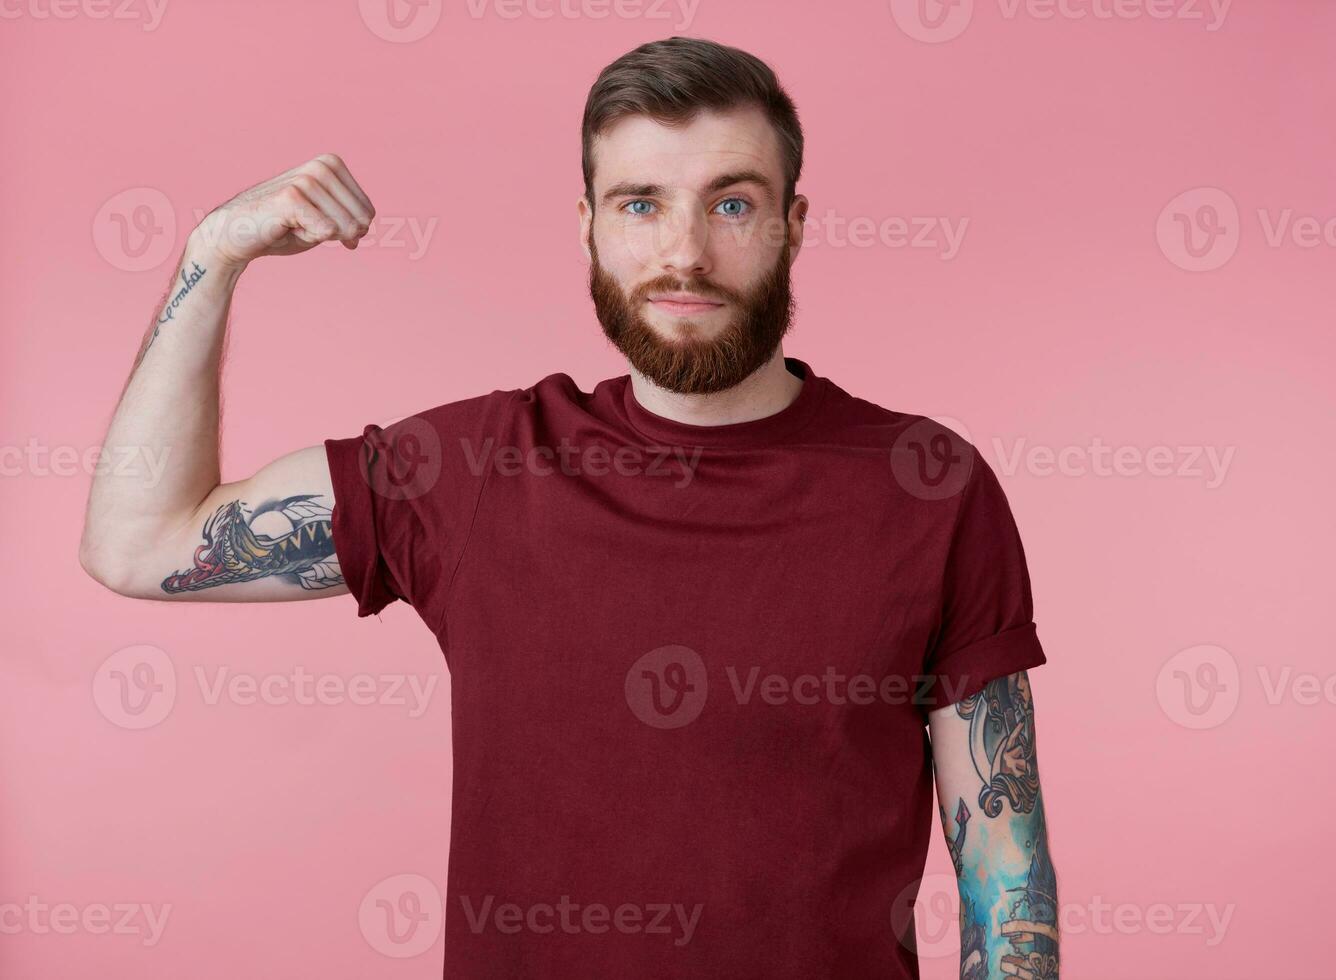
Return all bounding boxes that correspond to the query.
[579,106,807,395]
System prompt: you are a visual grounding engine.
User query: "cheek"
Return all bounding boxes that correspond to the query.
[716,211,788,251]
[602,214,675,273]
[595,216,651,275]
[709,236,776,289]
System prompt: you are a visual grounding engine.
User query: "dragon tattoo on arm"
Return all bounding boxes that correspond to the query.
[161,494,343,594]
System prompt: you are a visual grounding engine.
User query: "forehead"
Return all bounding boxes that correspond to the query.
[590,105,782,194]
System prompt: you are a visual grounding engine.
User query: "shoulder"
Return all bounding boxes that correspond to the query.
[811,376,991,513]
[814,376,975,457]
[366,372,615,467]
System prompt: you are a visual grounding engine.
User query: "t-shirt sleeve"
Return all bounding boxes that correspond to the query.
[918,445,1047,717]
[322,392,513,628]
[324,422,417,619]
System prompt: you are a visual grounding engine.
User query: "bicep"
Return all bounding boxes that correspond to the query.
[119,444,349,603]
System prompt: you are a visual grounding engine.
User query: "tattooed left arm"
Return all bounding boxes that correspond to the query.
[928,669,1059,980]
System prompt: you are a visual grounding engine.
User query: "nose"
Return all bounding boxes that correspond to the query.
[653,201,712,278]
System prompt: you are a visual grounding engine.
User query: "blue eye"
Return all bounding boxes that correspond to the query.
[621,198,752,219]
[715,198,750,218]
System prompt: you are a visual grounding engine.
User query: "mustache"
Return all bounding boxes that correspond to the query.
[632,276,736,304]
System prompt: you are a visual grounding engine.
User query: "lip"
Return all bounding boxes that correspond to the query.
[647,293,725,315]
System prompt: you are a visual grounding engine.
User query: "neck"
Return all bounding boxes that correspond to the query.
[627,349,803,427]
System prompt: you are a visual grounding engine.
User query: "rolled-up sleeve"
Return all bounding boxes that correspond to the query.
[918,447,1047,717]
[324,424,409,618]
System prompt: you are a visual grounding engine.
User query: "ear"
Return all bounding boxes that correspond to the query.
[787,193,809,265]
[577,196,593,261]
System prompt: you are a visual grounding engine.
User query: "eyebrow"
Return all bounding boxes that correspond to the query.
[600,169,775,205]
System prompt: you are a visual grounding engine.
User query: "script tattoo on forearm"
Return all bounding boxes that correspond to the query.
[944,671,1059,980]
[161,494,343,593]
[136,260,208,366]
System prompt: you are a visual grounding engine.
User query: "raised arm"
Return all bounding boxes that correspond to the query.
[928,670,1060,979]
[78,155,375,602]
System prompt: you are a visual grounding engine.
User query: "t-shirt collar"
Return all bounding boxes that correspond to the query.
[618,356,825,449]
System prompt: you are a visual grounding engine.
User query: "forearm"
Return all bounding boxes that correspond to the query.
[930,669,1059,979]
[80,232,245,580]
[948,788,1059,979]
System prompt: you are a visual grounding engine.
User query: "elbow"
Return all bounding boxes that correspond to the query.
[78,538,138,597]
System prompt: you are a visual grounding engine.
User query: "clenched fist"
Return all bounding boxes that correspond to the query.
[189,154,376,270]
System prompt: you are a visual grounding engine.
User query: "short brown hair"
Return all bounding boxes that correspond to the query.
[581,37,804,214]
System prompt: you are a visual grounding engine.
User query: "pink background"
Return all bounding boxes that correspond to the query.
[2,1,1332,977]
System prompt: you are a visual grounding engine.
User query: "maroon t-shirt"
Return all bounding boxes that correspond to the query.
[323,357,1046,979]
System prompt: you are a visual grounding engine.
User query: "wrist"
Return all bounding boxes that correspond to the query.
[183,227,248,285]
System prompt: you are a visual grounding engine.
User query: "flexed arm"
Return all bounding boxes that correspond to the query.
[79,154,375,602]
